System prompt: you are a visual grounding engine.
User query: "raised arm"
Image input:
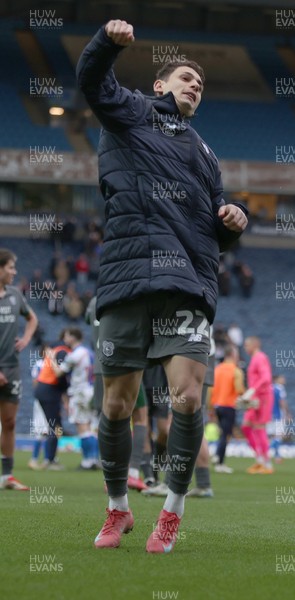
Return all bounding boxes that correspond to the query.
[76,20,144,129]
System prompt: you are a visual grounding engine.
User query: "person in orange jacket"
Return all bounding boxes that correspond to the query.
[211,344,245,473]
[34,330,71,469]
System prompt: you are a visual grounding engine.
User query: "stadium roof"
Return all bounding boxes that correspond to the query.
[1,0,294,32]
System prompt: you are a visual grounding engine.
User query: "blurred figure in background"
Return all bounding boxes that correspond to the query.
[211,344,245,473]
[233,261,254,298]
[0,248,38,490]
[48,285,64,316]
[127,384,149,491]
[214,323,231,363]
[75,253,90,289]
[85,297,103,418]
[239,264,254,298]
[63,283,84,321]
[52,259,70,289]
[227,322,244,350]
[34,330,71,470]
[141,365,172,496]
[241,337,274,474]
[28,343,50,470]
[267,375,289,464]
[51,327,99,470]
[218,257,231,296]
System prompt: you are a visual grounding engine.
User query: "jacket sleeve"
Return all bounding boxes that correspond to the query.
[76,26,145,129]
[211,166,248,252]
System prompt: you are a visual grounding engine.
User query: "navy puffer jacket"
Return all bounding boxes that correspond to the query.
[77,27,247,323]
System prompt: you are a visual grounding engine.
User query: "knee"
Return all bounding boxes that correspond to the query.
[103,396,124,419]
[1,416,16,432]
[171,386,202,414]
[103,393,134,420]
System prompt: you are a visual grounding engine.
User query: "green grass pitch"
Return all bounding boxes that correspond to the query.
[1,452,294,600]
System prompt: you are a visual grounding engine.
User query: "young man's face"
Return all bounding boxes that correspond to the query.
[0,259,17,287]
[153,66,203,117]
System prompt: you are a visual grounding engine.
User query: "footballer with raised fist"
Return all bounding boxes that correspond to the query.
[77,19,248,553]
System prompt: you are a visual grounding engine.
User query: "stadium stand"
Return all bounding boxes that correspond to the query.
[85,127,100,151]
[0,18,33,87]
[195,101,295,161]
[0,237,95,433]
[1,18,295,160]
[0,237,293,433]
[216,247,295,413]
[0,17,294,432]
[34,29,76,89]
[0,84,73,150]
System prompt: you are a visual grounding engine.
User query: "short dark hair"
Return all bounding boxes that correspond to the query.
[224,344,237,359]
[155,60,205,87]
[0,248,17,267]
[66,327,83,342]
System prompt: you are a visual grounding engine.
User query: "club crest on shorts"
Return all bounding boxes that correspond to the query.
[102,340,114,357]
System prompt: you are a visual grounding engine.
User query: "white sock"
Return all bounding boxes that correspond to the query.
[81,459,93,468]
[163,489,185,517]
[129,468,139,479]
[257,456,264,465]
[109,494,129,512]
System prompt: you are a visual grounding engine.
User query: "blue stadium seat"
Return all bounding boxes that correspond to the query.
[1,20,294,160]
[34,29,76,89]
[86,127,100,150]
[194,101,295,161]
[0,84,73,150]
[0,18,33,87]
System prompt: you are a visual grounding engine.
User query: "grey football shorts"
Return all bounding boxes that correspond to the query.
[98,291,210,377]
[0,366,22,403]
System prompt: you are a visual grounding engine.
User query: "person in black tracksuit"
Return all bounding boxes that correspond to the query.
[76,19,248,552]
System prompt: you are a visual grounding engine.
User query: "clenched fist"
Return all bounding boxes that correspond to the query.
[105,20,135,46]
[218,204,248,232]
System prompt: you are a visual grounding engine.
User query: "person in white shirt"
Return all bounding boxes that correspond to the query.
[51,328,98,470]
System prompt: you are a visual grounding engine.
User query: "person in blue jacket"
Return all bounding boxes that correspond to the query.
[77,19,248,553]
